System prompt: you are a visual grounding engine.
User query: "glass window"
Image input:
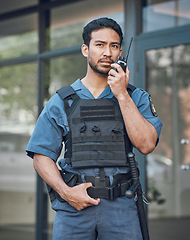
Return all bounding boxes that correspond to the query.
[0,64,38,131]
[146,47,174,220]
[143,0,190,32]
[146,44,190,225]
[0,14,38,60]
[0,0,38,14]
[49,0,124,51]
[0,62,38,239]
[44,53,86,102]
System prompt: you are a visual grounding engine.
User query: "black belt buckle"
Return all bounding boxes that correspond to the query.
[108,184,121,200]
[94,176,103,186]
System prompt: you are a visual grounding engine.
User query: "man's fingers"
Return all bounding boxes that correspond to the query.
[111,63,122,72]
[126,67,130,77]
[84,182,93,189]
[67,183,100,210]
[108,68,119,78]
[87,197,100,207]
[83,182,101,206]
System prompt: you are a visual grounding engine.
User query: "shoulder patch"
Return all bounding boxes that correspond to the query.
[149,95,158,117]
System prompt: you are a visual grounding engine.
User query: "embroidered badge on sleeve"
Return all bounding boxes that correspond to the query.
[149,95,158,117]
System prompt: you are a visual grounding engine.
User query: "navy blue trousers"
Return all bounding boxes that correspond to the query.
[52,196,143,240]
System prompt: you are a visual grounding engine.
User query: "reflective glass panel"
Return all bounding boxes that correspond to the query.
[0,14,38,60]
[44,53,86,101]
[143,0,190,32]
[50,0,124,51]
[146,44,190,239]
[0,62,38,240]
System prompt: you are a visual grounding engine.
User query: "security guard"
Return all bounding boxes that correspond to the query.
[26,17,162,240]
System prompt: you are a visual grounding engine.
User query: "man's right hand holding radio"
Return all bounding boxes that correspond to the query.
[107,62,130,99]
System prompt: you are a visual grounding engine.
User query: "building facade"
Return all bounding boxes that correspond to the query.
[0,0,190,239]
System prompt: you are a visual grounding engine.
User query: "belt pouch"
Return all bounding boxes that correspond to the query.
[60,170,78,187]
[53,171,78,203]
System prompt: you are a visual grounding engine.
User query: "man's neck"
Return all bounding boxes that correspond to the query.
[81,70,109,99]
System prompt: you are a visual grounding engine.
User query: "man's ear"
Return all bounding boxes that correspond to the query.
[81,44,88,57]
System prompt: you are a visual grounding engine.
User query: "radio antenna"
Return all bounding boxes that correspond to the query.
[125,37,133,62]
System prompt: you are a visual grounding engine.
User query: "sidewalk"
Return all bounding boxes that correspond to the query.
[149,217,190,240]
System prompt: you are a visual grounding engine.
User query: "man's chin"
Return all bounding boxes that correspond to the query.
[96,66,111,76]
[89,63,110,76]
[97,70,109,76]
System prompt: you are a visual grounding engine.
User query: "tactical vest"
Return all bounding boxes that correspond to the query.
[57,84,136,168]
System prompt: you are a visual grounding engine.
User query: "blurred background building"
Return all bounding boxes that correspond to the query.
[0,0,189,239]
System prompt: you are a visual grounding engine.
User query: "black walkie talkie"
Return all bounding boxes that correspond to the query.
[113,37,133,72]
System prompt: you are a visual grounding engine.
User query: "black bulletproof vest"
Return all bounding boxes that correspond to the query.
[57,84,136,168]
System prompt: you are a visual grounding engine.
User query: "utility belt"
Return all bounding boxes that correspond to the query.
[51,171,132,202]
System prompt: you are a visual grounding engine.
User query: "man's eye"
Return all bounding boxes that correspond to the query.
[112,45,119,49]
[96,43,103,47]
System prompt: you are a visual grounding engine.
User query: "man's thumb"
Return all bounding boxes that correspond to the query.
[85,182,93,189]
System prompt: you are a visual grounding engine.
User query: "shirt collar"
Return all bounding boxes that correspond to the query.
[71,79,82,91]
[98,86,113,99]
[71,78,114,99]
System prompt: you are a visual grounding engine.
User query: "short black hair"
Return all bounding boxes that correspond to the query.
[82,17,123,47]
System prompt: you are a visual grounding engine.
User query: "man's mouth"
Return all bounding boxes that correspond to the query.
[99,59,114,66]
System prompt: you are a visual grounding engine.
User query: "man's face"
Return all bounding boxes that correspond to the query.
[83,28,122,76]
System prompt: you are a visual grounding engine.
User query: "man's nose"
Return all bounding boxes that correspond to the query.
[103,46,112,56]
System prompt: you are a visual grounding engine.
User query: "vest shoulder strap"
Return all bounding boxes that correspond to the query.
[56,85,76,100]
[127,83,136,97]
[56,85,80,118]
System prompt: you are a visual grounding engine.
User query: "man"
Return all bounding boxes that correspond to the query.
[26,17,162,240]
